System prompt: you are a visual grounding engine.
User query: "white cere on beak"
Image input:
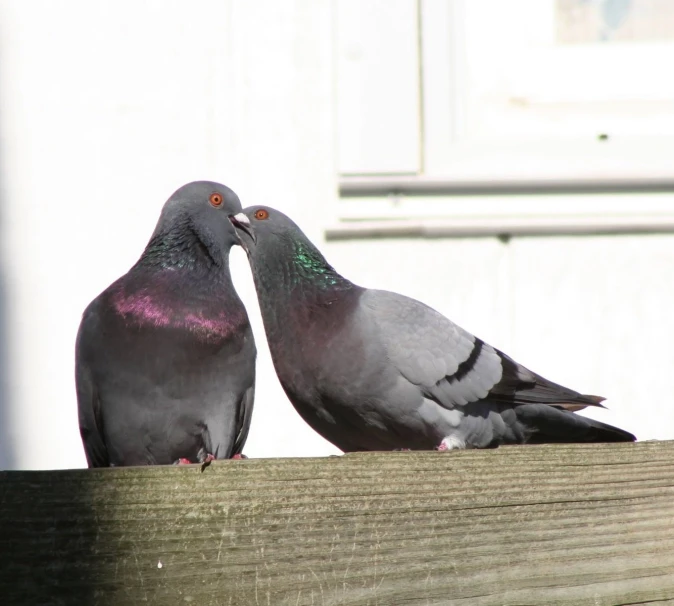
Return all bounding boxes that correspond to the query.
[232,212,250,226]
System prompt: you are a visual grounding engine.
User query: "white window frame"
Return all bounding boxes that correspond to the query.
[330,0,674,240]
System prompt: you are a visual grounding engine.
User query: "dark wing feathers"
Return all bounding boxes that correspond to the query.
[231,385,255,456]
[486,349,606,409]
[75,306,110,467]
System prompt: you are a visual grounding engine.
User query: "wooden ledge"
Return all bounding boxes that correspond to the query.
[2,441,674,605]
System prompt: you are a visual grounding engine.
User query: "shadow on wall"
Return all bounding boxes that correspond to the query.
[0,170,98,600]
[0,153,13,470]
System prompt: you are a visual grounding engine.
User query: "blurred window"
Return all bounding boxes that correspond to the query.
[336,0,674,183]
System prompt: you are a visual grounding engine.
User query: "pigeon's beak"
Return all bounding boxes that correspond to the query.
[229,213,256,244]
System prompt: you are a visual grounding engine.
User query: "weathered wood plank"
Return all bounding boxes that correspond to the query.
[1,441,674,605]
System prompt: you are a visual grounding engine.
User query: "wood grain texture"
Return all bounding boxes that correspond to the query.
[1,441,674,606]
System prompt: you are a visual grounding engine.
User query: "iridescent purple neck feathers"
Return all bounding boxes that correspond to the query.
[110,269,246,342]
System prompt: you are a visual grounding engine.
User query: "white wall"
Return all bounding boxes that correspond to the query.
[0,1,670,470]
[0,0,340,469]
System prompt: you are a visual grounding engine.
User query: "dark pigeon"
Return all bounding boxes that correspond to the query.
[76,181,256,467]
[229,206,635,452]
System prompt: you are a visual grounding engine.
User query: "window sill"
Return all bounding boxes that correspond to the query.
[339,174,674,197]
[325,214,674,241]
[329,177,674,241]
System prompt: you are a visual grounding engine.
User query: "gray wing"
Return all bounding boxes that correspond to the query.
[363,289,604,411]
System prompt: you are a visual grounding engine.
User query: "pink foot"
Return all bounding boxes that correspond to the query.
[231,453,248,460]
[436,436,465,451]
[173,458,192,465]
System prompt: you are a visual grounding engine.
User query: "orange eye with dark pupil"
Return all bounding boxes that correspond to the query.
[209,193,223,207]
[254,209,269,220]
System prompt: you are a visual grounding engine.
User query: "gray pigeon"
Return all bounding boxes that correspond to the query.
[76,181,256,467]
[229,206,635,452]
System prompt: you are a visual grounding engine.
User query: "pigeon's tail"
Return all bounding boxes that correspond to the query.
[514,404,636,444]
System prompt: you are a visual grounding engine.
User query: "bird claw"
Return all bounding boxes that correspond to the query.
[173,458,192,465]
[231,453,248,460]
[197,448,216,472]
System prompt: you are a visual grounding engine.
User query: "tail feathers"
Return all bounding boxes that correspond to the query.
[515,404,636,444]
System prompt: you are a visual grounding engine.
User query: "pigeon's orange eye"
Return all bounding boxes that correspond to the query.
[209,193,223,207]
[254,209,269,220]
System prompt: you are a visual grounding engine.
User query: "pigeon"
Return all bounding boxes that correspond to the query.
[76,181,256,467]
[229,206,635,452]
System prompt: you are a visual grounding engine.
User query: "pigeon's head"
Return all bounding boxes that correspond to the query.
[230,205,350,293]
[156,180,243,249]
[229,205,322,267]
[228,205,302,256]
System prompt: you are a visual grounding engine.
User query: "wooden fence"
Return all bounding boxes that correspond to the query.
[1,441,674,605]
